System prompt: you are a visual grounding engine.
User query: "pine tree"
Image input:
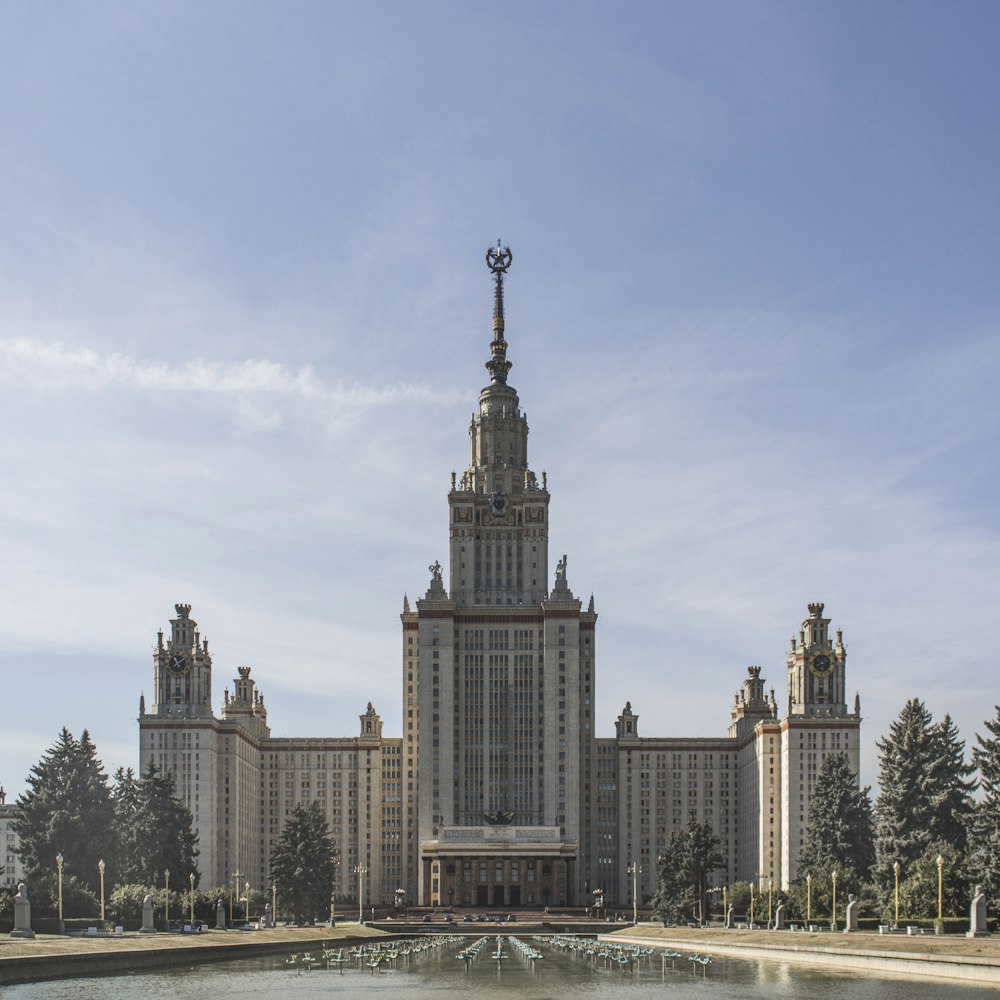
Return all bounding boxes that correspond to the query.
[651,815,724,925]
[934,714,977,852]
[797,752,874,882]
[874,699,976,892]
[72,731,115,888]
[114,763,198,886]
[14,728,114,893]
[269,801,334,924]
[971,706,1000,896]
[111,767,141,884]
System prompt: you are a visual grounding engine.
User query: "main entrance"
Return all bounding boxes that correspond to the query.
[421,824,578,908]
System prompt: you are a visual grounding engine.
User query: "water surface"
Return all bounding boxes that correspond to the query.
[5,936,995,999]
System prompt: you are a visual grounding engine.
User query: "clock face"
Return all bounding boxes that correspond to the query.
[168,653,188,674]
[490,492,508,517]
[811,653,832,676]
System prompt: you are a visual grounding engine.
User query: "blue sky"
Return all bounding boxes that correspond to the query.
[2,1,998,798]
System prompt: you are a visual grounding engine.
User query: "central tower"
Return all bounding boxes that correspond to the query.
[402,245,597,907]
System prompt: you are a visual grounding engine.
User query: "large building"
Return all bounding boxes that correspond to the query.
[138,247,861,907]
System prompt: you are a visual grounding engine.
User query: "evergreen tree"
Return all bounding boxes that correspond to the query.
[874,699,976,892]
[114,763,198,886]
[650,815,724,925]
[971,705,1000,896]
[935,714,977,851]
[269,801,334,924]
[797,752,874,882]
[14,728,114,893]
[111,767,141,883]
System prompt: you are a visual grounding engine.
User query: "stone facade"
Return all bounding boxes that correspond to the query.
[137,251,861,905]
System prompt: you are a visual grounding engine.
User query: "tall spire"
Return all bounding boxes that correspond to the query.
[485,240,513,384]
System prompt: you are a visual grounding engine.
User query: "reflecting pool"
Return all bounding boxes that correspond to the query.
[5,935,997,999]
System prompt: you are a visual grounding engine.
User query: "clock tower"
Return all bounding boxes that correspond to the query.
[779,602,862,883]
[786,602,847,717]
[151,603,213,718]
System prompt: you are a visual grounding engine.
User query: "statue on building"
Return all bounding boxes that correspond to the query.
[429,560,443,583]
[483,810,515,826]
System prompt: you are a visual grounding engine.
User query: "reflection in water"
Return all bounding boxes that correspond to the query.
[3,936,997,1000]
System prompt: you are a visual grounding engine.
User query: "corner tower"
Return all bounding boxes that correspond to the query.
[779,602,862,886]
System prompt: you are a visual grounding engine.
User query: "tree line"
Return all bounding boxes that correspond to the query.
[652,699,1000,927]
[4,727,198,923]
[2,726,337,927]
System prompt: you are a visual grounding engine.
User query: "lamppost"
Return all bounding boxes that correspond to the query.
[231,868,242,925]
[354,864,369,924]
[753,873,766,927]
[749,883,755,926]
[830,870,837,932]
[55,853,64,933]
[937,855,945,932]
[189,873,196,926]
[165,870,170,931]
[768,879,774,929]
[98,859,106,925]
[722,884,728,925]
[626,863,641,924]
[330,852,340,924]
[806,874,812,923]
[244,881,251,924]
[893,861,901,929]
[272,881,277,926]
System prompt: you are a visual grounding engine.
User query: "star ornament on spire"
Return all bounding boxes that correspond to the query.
[486,239,512,274]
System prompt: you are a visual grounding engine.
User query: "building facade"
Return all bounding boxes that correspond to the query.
[138,248,861,905]
[0,790,25,889]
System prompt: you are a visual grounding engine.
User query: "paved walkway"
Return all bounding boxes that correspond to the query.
[0,924,386,984]
[605,925,1000,986]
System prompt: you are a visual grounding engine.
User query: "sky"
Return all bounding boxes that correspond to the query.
[2,1,999,800]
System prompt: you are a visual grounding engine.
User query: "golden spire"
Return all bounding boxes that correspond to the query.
[485,240,513,384]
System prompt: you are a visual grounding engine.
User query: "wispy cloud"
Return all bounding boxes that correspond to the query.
[0,337,458,406]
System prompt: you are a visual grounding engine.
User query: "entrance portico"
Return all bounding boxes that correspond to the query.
[421,825,577,908]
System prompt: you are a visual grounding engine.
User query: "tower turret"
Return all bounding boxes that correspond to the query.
[448,243,550,607]
[785,602,850,718]
[150,602,213,718]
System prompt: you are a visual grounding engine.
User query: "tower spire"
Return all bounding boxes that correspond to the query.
[485,239,513,384]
